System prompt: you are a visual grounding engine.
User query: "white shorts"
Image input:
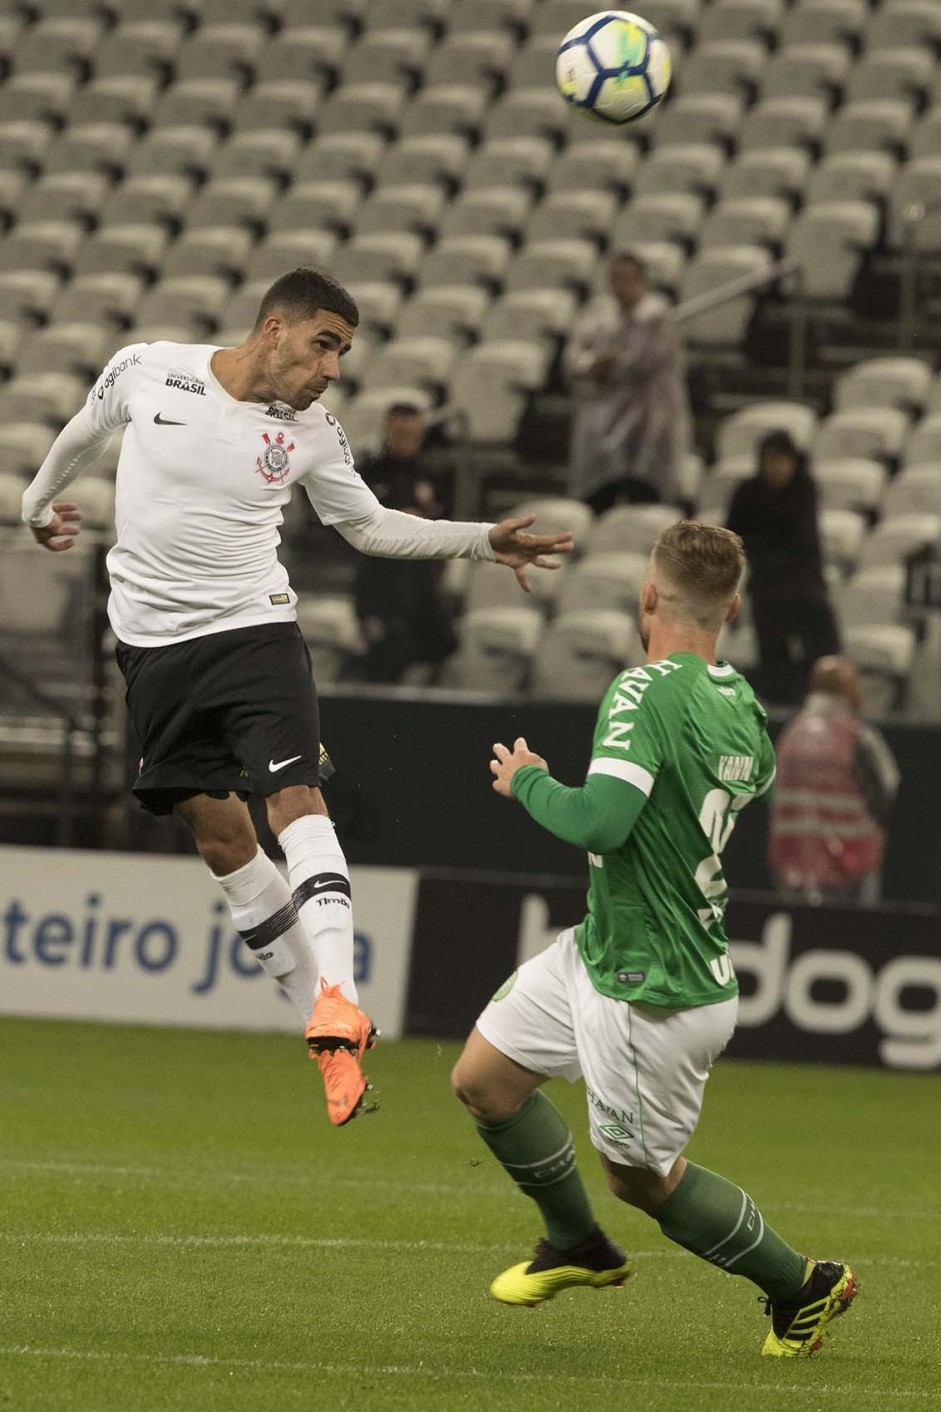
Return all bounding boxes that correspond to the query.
[476,930,738,1176]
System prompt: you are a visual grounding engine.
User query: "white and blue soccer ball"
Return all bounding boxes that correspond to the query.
[555,10,672,125]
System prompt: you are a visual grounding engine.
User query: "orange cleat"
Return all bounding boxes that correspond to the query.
[306,982,378,1127]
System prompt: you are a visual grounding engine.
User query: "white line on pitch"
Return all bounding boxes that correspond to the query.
[0,1345,937,1401]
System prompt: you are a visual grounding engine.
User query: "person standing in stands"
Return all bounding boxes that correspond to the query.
[769,655,899,903]
[563,251,690,514]
[726,430,840,706]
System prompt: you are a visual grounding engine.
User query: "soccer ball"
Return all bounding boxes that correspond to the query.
[555,10,671,125]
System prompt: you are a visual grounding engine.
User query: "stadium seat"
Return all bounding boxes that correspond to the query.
[464,555,565,617]
[678,246,773,347]
[557,552,650,617]
[233,80,326,136]
[587,503,681,557]
[463,137,555,191]
[127,126,220,181]
[150,78,242,132]
[173,24,264,84]
[0,74,75,127]
[0,372,85,426]
[73,223,171,278]
[341,28,432,87]
[844,622,916,714]
[208,130,303,185]
[761,43,850,102]
[717,402,818,459]
[910,108,941,163]
[0,221,84,276]
[824,99,915,156]
[255,26,348,86]
[92,20,186,80]
[484,89,572,144]
[16,322,111,379]
[505,240,599,295]
[858,513,941,570]
[531,610,642,702]
[835,358,933,415]
[133,276,231,335]
[0,471,26,524]
[331,232,425,287]
[360,0,448,27]
[438,188,533,242]
[292,136,384,191]
[424,31,516,91]
[805,152,898,206]
[399,85,489,140]
[720,148,811,206]
[314,82,407,139]
[76,476,116,532]
[786,201,880,301]
[738,97,828,153]
[185,177,276,233]
[633,143,726,198]
[882,465,941,518]
[699,197,791,251]
[813,459,887,516]
[376,134,469,189]
[678,40,766,100]
[51,273,144,329]
[100,175,194,230]
[526,190,618,245]
[507,33,563,89]
[359,335,460,396]
[507,496,594,545]
[448,0,533,34]
[902,408,941,466]
[641,0,700,45]
[866,0,941,49]
[0,120,55,172]
[845,49,933,106]
[241,231,340,283]
[480,287,580,343]
[0,423,57,478]
[419,234,512,290]
[355,184,447,238]
[161,228,254,281]
[530,0,610,35]
[653,93,744,150]
[18,171,111,228]
[819,508,867,574]
[295,594,361,685]
[779,0,866,47]
[338,386,434,457]
[547,139,641,195]
[613,193,706,248]
[449,340,551,441]
[12,17,102,76]
[449,605,544,695]
[267,180,362,235]
[342,280,406,336]
[626,242,686,297]
[397,285,491,341]
[696,457,753,518]
[43,122,136,178]
[889,159,941,251]
[834,564,907,629]
[696,0,782,44]
[813,407,910,465]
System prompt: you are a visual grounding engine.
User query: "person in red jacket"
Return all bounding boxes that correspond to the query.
[768,656,899,902]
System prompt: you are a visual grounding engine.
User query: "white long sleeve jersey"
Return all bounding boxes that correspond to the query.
[22,341,494,647]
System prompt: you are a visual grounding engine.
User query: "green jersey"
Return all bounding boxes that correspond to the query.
[519,653,774,1009]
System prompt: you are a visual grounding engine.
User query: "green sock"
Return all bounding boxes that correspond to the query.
[475,1091,598,1250]
[656,1162,808,1303]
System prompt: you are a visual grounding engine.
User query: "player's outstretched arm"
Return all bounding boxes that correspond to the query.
[490,737,647,853]
[489,514,574,593]
[30,502,82,553]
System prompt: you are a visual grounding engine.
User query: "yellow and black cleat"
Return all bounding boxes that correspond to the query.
[490,1231,634,1307]
[761,1260,858,1357]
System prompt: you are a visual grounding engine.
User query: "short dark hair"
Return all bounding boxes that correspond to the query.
[610,251,647,279]
[254,267,359,330]
[386,402,424,419]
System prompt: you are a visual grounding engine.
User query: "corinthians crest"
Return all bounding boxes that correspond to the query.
[256,429,295,485]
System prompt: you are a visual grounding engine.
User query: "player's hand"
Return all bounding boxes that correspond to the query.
[490,737,548,797]
[30,502,82,552]
[489,514,574,593]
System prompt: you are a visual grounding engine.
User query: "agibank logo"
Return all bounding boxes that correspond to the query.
[256,429,294,484]
[95,352,141,399]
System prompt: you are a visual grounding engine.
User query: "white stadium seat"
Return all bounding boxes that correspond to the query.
[532,611,643,702]
[717,402,818,460]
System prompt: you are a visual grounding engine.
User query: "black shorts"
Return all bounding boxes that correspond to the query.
[115,622,334,816]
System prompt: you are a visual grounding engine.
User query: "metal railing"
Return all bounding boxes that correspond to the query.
[899,198,941,353]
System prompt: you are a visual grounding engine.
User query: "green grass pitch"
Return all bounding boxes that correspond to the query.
[1,1017,939,1412]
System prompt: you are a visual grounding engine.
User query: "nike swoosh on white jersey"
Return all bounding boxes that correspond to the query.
[268,754,303,772]
[154,413,186,426]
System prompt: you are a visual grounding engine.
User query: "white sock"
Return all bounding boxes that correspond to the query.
[212,847,317,1021]
[278,814,358,1004]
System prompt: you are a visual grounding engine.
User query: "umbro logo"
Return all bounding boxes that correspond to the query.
[268,754,302,773]
[154,413,186,426]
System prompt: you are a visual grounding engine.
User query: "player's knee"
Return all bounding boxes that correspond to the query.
[603,1162,664,1215]
[451,1061,499,1120]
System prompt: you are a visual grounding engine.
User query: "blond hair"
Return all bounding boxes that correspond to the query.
[650,521,745,630]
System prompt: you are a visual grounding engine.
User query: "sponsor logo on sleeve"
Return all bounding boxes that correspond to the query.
[95,352,141,399]
[324,411,353,467]
[165,368,206,396]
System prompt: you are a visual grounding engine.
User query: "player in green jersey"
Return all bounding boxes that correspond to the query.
[452,521,857,1357]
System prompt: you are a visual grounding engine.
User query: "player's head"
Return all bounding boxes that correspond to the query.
[251,268,360,410]
[608,252,647,311]
[639,520,745,649]
[383,402,426,460]
[808,654,861,712]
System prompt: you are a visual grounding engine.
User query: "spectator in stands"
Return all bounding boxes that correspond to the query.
[348,404,457,684]
[768,656,899,903]
[563,251,690,514]
[727,430,840,706]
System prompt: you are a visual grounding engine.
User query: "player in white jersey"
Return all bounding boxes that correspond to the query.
[22,267,573,1127]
